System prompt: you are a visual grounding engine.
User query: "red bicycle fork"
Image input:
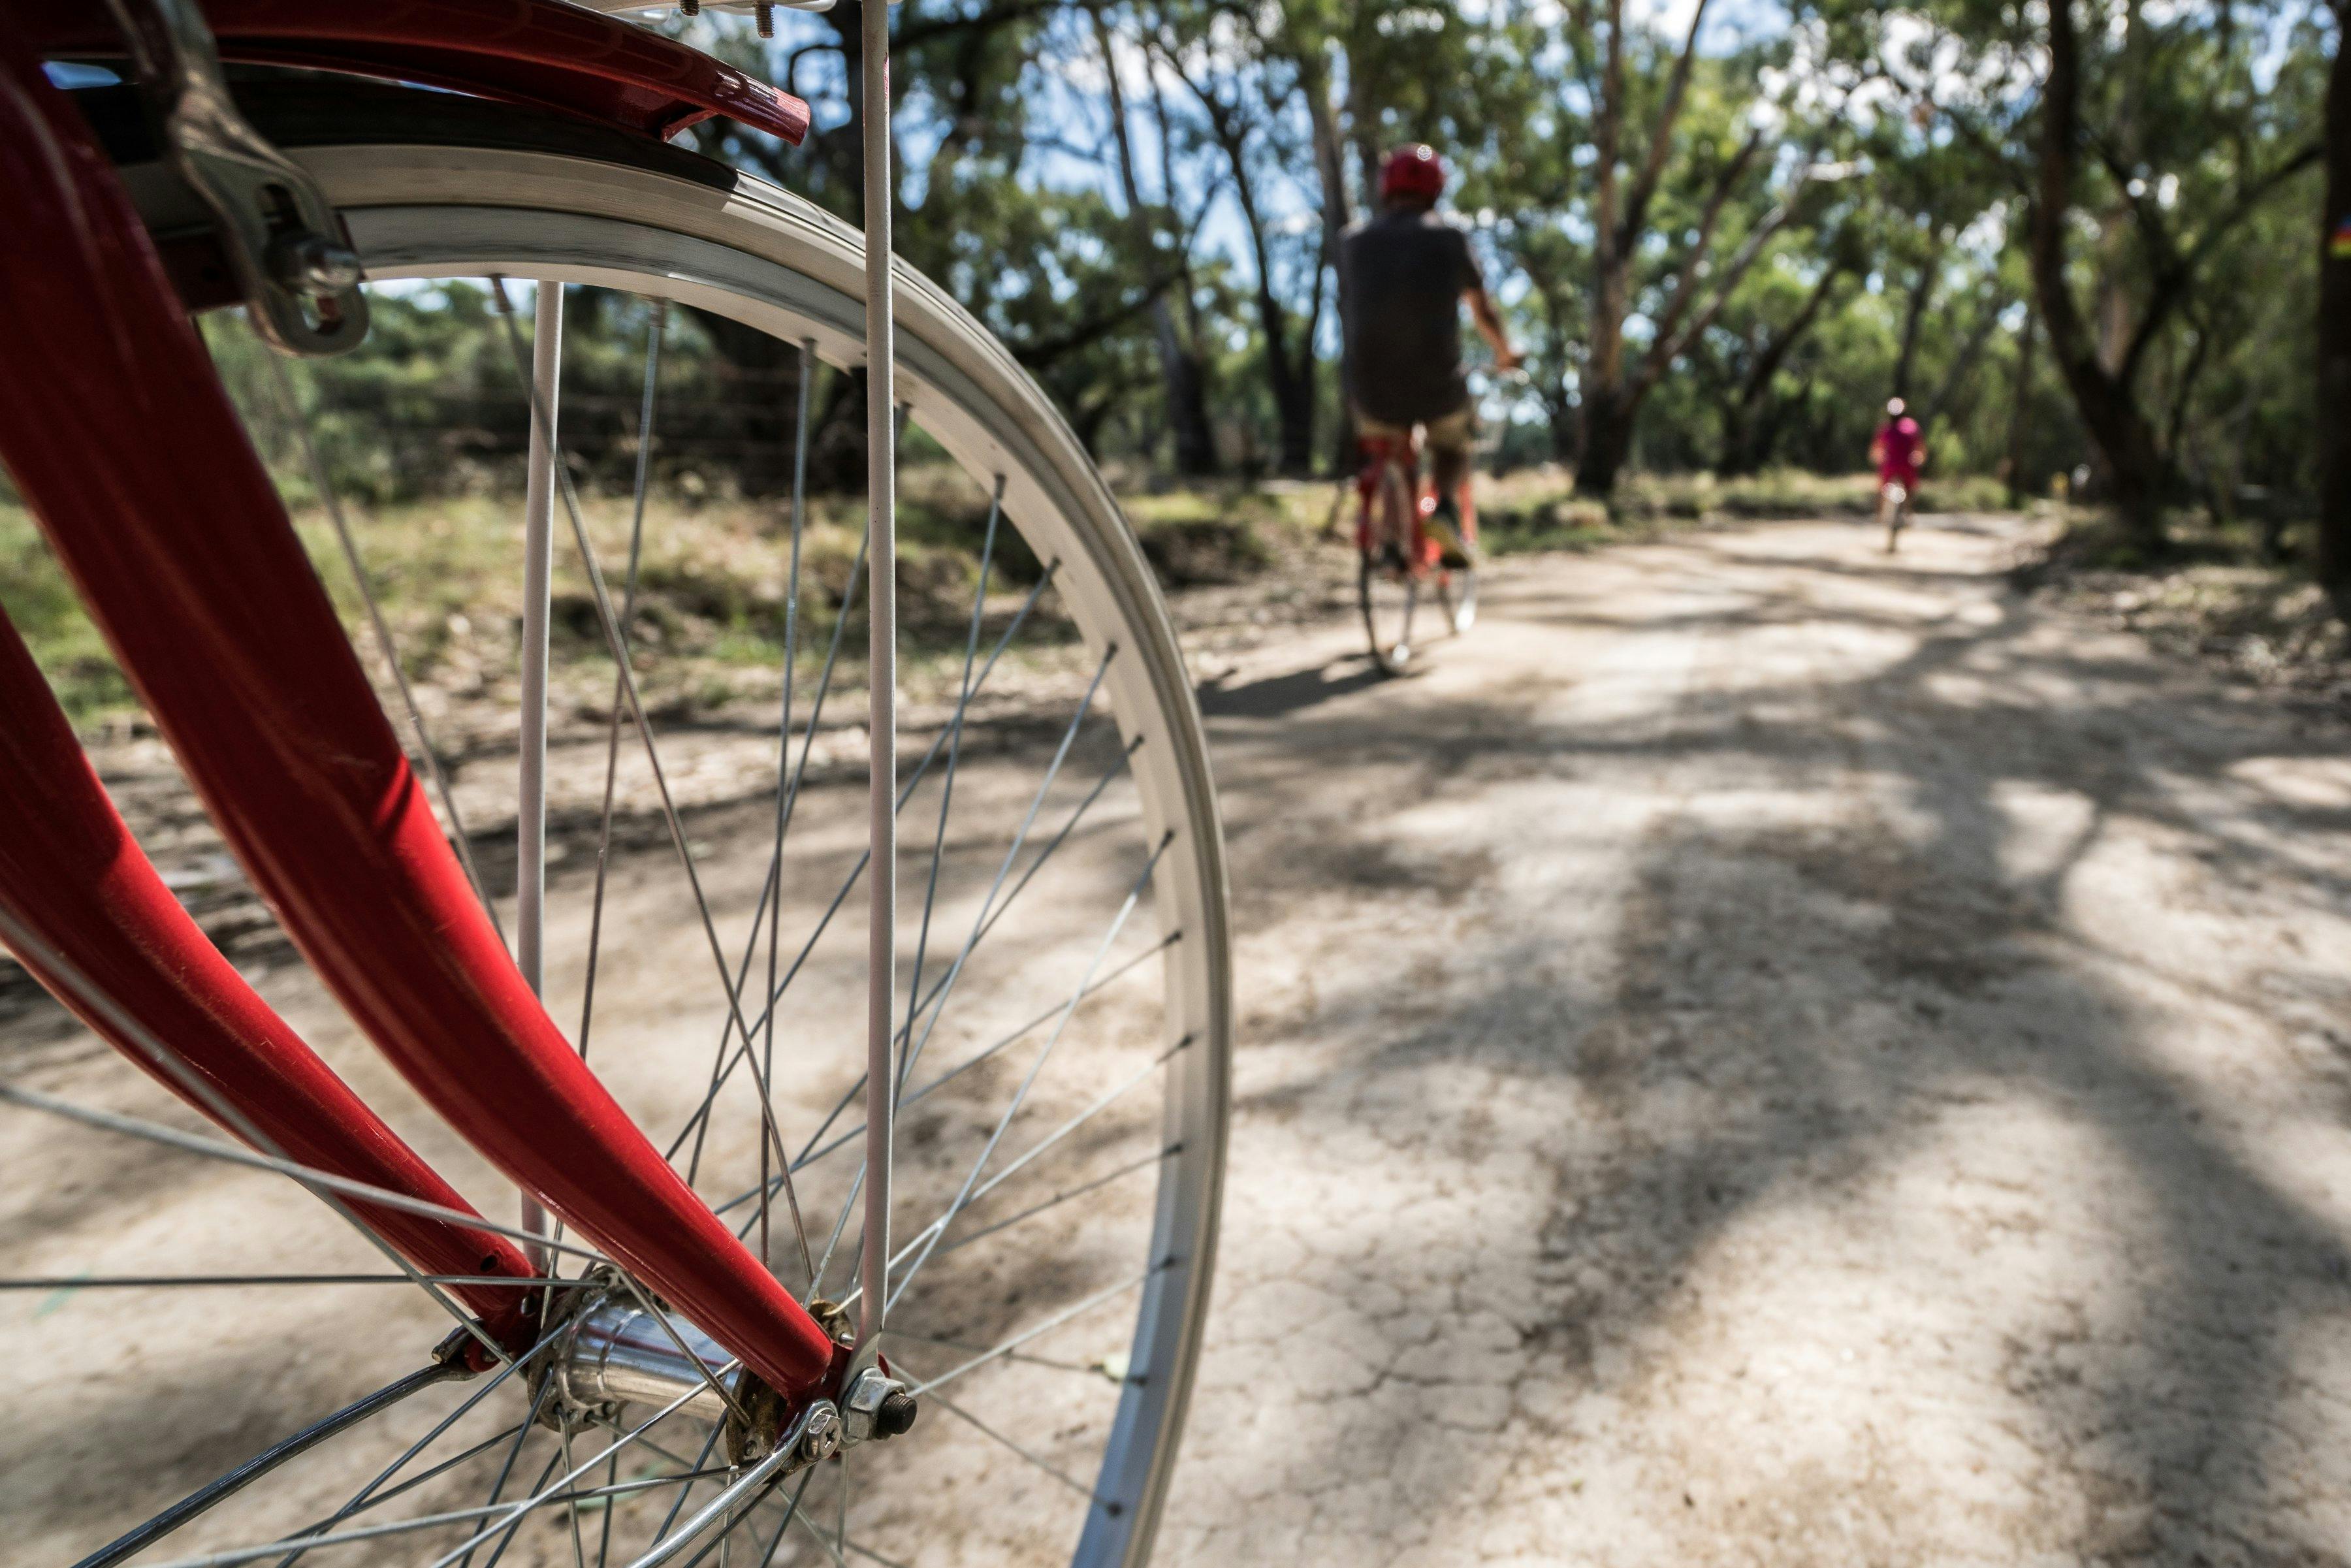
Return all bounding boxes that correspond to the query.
[0,12,836,1407]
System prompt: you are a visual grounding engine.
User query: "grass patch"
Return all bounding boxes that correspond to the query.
[2017,509,2345,687]
[1,464,1079,731]
[1,501,133,723]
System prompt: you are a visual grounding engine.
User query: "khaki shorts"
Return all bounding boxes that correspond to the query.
[1354,404,1475,460]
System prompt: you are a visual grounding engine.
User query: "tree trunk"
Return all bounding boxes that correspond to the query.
[684,308,814,496]
[1923,288,2005,428]
[2318,3,2351,614]
[1719,263,1844,473]
[1223,131,1315,476]
[2032,0,2170,547]
[2006,295,2039,506]
[1092,10,1217,477]
[1297,40,1359,477]
[1575,391,1634,496]
[1891,248,1941,400]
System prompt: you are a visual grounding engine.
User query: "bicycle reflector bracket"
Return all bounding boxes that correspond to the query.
[99,0,370,356]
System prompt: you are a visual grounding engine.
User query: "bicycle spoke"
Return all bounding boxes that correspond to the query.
[673,1469,802,1568]
[803,648,1123,1294]
[549,296,669,1299]
[276,1317,584,1568]
[596,1448,620,1568]
[901,938,1176,1127]
[281,1421,530,1567]
[244,337,504,942]
[489,283,799,1221]
[0,1081,611,1268]
[877,1329,1105,1377]
[423,1377,726,1568]
[833,1454,848,1563]
[559,1428,590,1568]
[579,299,670,1068]
[0,908,524,1370]
[934,735,1145,988]
[862,1046,1183,1310]
[719,932,1176,1221]
[677,519,872,1183]
[135,1469,721,1568]
[459,1354,566,1568]
[515,279,564,1263]
[903,1268,1157,1398]
[921,1142,1176,1268]
[758,336,823,1285]
[643,1421,727,1552]
[892,647,1121,1095]
[903,476,1004,1096]
[3,1273,559,1291]
[622,1439,796,1568]
[883,834,1172,1313]
[744,1470,825,1568]
[667,556,1064,1174]
[895,728,1140,1084]
[68,1364,468,1568]
[914,1383,1102,1503]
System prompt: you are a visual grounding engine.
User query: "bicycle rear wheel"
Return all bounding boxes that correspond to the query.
[1358,468,1421,675]
[1436,567,1477,636]
[3,77,1229,1568]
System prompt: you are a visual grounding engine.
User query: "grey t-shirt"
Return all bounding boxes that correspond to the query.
[1340,206,1485,425]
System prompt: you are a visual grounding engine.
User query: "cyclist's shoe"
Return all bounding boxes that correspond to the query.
[1427,502,1475,569]
[1378,540,1411,575]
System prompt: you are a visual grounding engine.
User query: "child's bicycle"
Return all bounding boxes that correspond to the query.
[1879,475,1916,552]
[1352,426,1478,675]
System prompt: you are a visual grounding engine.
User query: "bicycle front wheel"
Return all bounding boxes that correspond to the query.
[7,78,1230,1568]
[1358,468,1421,675]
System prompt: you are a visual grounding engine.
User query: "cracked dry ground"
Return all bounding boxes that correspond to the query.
[1161,515,2351,1565]
[11,511,2351,1565]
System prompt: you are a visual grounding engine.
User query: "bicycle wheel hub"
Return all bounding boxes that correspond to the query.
[546,1294,914,1465]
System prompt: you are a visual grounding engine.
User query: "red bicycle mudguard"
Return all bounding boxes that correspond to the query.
[0,609,541,1354]
[0,14,836,1403]
[29,0,811,147]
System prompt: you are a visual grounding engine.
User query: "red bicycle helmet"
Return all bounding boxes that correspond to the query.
[1380,144,1447,204]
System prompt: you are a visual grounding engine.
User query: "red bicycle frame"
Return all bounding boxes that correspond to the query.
[0,2,835,1405]
[1353,433,1477,571]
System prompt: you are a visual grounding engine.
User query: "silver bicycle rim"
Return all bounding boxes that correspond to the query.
[40,128,1232,1568]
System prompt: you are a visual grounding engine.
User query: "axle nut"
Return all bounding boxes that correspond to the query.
[875,1390,919,1438]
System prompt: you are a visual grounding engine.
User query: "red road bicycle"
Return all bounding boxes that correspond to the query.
[0,3,1230,1565]
[1352,429,1477,676]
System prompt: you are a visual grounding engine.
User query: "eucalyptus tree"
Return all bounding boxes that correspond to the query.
[1136,0,1334,474]
[1872,0,2326,545]
[1088,2,1224,474]
[1483,0,1866,496]
[2317,0,2346,605]
[677,3,1180,483]
[1700,223,1868,473]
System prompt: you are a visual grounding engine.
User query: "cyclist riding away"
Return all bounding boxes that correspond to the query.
[1341,144,1520,568]
[1872,396,1924,548]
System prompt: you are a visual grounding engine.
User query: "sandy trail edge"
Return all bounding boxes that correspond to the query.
[1162,513,2351,1565]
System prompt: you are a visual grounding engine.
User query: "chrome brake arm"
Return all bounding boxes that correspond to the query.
[100,0,369,356]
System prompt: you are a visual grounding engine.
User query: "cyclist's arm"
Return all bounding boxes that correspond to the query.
[1464,287,1520,371]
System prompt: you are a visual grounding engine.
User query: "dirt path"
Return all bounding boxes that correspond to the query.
[10,511,2351,1564]
[1159,513,2351,1564]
